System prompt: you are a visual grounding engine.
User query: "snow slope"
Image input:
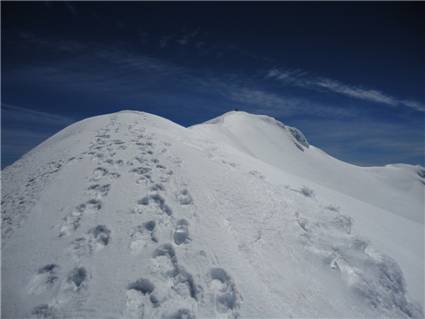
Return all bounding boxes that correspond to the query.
[190,111,424,224]
[2,110,424,319]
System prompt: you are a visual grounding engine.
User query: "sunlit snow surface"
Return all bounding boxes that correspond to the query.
[2,110,424,318]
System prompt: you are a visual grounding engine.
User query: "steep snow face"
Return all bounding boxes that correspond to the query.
[2,110,424,319]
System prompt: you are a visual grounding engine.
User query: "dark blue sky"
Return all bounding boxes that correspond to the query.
[2,2,424,167]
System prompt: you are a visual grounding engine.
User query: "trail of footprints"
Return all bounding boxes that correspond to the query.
[30,119,122,317]
[2,158,67,240]
[126,125,240,318]
[29,118,240,318]
[58,118,120,238]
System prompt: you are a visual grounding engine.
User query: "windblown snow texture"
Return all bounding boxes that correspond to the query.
[2,110,424,318]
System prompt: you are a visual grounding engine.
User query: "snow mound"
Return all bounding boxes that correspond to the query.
[2,110,423,318]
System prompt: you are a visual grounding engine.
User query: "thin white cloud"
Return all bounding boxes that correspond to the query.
[267,68,425,112]
[19,32,85,53]
[176,29,200,46]
[9,40,186,95]
[18,32,172,75]
[96,49,181,74]
[2,104,74,127]
[229,88,294,113]
[401,100,425,112]
[13,32,425,117]
[316,78,397,105]
[227,87,356,118]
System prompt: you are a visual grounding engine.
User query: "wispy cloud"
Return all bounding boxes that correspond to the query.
[10,33,363,121]
[14,32,424,118]
[227,87,355,118]
[401,100,425,112]
[18,32,183,76]
[9,39,187,96]
[267,68,425,112]
[19,32,85,53]
[314,78,397,105]
[176,28,200,46]
[2,103,74,127]
[95,48,183,75]
[1,104,75,167]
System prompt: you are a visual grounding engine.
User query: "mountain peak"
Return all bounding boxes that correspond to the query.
[199,110,310,149]
[2,110,423,318]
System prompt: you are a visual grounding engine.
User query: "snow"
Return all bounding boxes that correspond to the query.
[191,111,424,224]
[1,110,424,318]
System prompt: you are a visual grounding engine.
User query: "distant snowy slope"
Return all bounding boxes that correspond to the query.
[190,111,424,224]
[2,110,423,319]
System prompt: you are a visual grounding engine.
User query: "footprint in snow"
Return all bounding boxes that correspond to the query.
[85,199,102,212]
[41,267,90,314]
[156,163,167,170]
[130,166,151,176]
[91,167,108,181]
[137,193,172,216]
[58,199,102,237]
[150,183,165,192]
[69,225,111,259]
[87,183,111,199]
[58,205,86,237]
[65,267,88,292]
[31,304,59,319]
[151,244,199,301]
[135,174,153,185]
[103,158,114,166]
[109,171,121,179]
[152,244,178,278]
[27,264,60,295]
[90,167,120,181]
[124,278,159,319]
[129,221,157,255]
[174,219,190,245]
[209,268,240,317]
[176,189,193,205]
[88,225,111,249]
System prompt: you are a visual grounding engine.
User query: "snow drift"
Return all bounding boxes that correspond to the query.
[2,110,424,318]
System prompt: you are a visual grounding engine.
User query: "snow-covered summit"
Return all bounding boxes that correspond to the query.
[2,110,424,318]
[191,111,423,224]
[200,111,310,150]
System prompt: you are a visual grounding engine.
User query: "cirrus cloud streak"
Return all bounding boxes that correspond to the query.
[267,68,425,112]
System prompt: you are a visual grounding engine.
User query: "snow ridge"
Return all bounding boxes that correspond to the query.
[2,111,423,318]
